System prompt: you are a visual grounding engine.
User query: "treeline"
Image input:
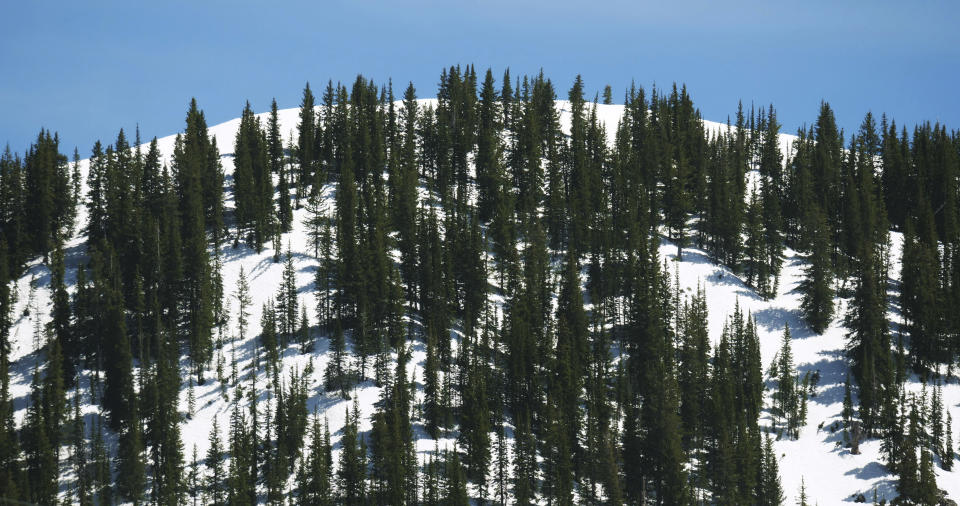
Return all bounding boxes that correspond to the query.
[0,64,958,504]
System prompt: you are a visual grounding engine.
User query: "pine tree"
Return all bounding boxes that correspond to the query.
[602,84,613,105]
[173,99,218,383]
[901,216,942,371]
[443,449,470,505]
[206,416,225,506]
[338,402,367,504]
[234,266,251,346]
[91,413,113,505]
[70,389,90,505]
[49,242,75,383]
[945,411,954,471]
[370,345,416,504]
[233,101,258,246]
[301,413,333,505]
[24,366,56,504]
[759,435,785,506]
[759,105,784,288]
[799,204,834,334]
[276,247,299,346]
[424,322,442,438]
[325,319,349,397]
[797,477,808,506]
[459,340,491,489]
[116,395,145,504]
[148,329,184,505]
[41,327,67,454]
[745,184,769,294]
[298,305,311,353]
[304,192,326,259]
[92,244,137,430]
[774,324,802,439]
[898,400,921,501]
[188,445,200,506]
[298,82,318,200]
[917,447,939,505]
[679,285,710,451]
[23,129,69,259]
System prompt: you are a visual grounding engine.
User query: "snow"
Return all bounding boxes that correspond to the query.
[6,100,958,504]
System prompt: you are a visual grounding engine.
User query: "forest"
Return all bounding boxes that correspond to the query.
[1,64,959,505]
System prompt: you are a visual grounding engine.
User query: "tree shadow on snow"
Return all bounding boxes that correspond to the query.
[751,306,817,340]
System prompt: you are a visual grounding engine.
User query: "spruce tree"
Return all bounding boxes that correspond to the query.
[298,82,317,200]
[116,396,145,504]
[206,416,225,506]
[301,413,333,505]
[799,204,834,334]
[83,404,106,503]
[24,366,57,505]
[173,99,218,383]
[759,435,785,506]
[774,324,798,438]
[338,402,367,504]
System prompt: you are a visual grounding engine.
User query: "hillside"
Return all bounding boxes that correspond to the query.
[3,82,959,505]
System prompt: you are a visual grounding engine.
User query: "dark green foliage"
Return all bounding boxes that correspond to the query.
[147,329,184,505]
[4,65,960,506]
[772,325,808,439]
[23,130,71,259]
[23,365,55,504]
[116,394,145,504]
[370,346,417,504]
[173,99,221,382]
[338,402,367,504]
[758,435,785,506]
[896,398,941,504]
[297,82,318,200]
[206,416,225,505]
[299,414,333,505]
[233,101,274,250]
[679,285,710,451]
[799,204,834,334]
[0,330,24,500]
[90,411,113,505]
[276,248,299,346]
[49,243,75,382]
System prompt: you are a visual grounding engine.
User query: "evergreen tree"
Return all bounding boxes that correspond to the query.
[945,411,954,471]
[91,413,113,505]
[797,477,808,506]
[774,324,804,439]
[745,184,769,294]
[370,346,417,504]
[24,366,56,504]
[759,435,785,506]
[338,402,367,504]
[23,129,70,259]
[679,285,710,451]
[116,396,145,504]
[49,242,75,383]
[799,204,834,334]
[301,413,333,505]
[173,99,219,383]
[235,266,251,344]
[206,416,225,506]
[276,247,299,346]
[148,329,184,505]
[298,82,318,200]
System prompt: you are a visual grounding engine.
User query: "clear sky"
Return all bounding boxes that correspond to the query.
[2,0,957,158]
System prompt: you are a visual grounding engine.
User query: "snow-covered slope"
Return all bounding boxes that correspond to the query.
[7,100,958,504]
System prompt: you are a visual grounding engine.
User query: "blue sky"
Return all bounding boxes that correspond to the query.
[2,0,957,157]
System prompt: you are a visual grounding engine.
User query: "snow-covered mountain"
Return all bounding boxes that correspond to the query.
[7,100,959,504]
